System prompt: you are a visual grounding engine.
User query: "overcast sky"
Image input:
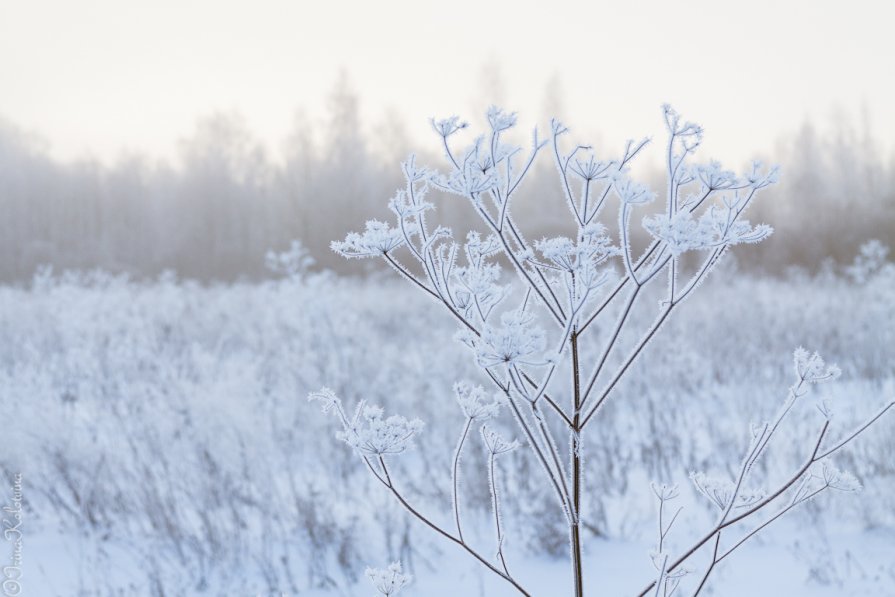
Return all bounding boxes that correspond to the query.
[1,0,893,166]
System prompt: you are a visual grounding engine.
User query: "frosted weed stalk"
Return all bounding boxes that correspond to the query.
[312,106,894,596]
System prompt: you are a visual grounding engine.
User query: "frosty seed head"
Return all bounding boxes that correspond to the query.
[366,561,412,596]
[331,220,407,259]
[793,347,841,383]
[454,381,501,421]
[481,425,520,455]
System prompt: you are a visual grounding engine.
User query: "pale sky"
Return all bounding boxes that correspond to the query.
[1,0,893,166]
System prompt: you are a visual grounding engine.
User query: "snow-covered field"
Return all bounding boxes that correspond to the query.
[2,256,893,596]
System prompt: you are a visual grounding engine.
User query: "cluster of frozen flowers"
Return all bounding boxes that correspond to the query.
[642,206,774,255]
[690,471,765,511]
[613,175,656,205]
[460,311,548,369]
[793,346,842,383]
[454,382,501,421]
[309,389,424,457]
[365,562,412,596]
[533,224,616,295]
[453,232,505,319]
[817,461,862,493]
[331,220,407,259]
[430,137,501,199]
[481,425,520,455]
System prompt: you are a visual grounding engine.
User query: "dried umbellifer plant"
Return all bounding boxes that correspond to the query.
[311,106,893,596]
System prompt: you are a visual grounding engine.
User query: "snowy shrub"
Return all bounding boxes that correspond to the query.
[315,106,894,596]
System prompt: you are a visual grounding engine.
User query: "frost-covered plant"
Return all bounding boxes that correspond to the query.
[645,346,889,597]
[265,239,314,278]
[309,389,424,457]
[365,561,411,596]
[845,239,891,283]
[313,106,894,596]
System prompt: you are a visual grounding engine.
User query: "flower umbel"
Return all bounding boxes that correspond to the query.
[481,425,520,455]
[690,472,764,510]
[366,561,412,596]
[818,462,862,492]
[339,405,424,456]
[794,347,841,383]
[455,382,501,421]
[309,389,424,457]
[331,220,407,258]
[472,311,546,369]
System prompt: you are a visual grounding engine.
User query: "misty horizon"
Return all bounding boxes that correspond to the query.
[1,75,891,171]
[0,85,892,282]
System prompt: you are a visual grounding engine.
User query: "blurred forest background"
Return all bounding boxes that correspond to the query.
[0,73,892,282]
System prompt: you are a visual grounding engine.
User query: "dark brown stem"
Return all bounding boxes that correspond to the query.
[692,532,721,596]
[452,417,473,542]
[375,457,532,596]
[489,452,511,576]
[571,331,584,597]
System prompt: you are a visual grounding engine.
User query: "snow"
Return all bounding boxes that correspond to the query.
[2,259,891,596]
[25,522,895,595]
